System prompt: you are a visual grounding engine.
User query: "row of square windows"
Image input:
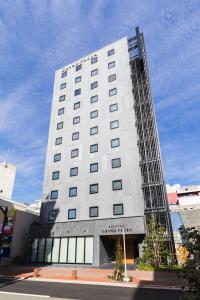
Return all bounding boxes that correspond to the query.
[53,138,120,162]
[49,203,123,222]
[55,120,119,145]
[60,72,116,90]
[50,180,123,200]
[56,104,118,132]
[58,87,117,108]
[52,158,121,180]
[58,99,118,117]
[60,48,115,79]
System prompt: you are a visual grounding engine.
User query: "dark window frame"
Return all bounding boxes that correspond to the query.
[90,162,98,173]
[59,95,65,102]
[108,61,115,69]
[111,158,121,168]
[55,137,62,145]
[91,81,98,90]
[109,103,118,112]
[69,187,77,197]
[107,49,115,56]
[111,138,120,148]
[89,206,99,218]
[74,88,81,96]
[48,210,57,221]
[110,120,119,129]
[58,107,65,115]
[112,180,122,191]
[90,144,98,153]
[73,116,80,124]
[90,126,98,135]
[72,132,79,141]
[89,183,98,194]
[50,190,58,200]
[76,64,82,71]
[90,110,98,119]
[68,209,76,219]
[54,153,61,162]
[74,101,80,110]
[57,122,63,130]
[90,95,98,103]
[113,204,124,215]
[70,167,78,177]
[52,171,60,180]
[71,148,79,158]
[61,71,67,78]
[91,57,98,64]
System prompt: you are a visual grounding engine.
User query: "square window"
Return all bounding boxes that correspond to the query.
[70,167,78,177]
[73,116,80,124]
[72,132,79,140]
[59,95,65,102]
[60,83,66,90]
[69,187,77,197]
[112,158,121,168]
[109,88,117,97]
[50,190,58,200]
[90,126,98,135]
[48,210,57,221]
[54,153,61,162]
[90,95,98,103]
[108,74,116,82]
[71,148,79,158]
[74,101,80,110]
[90,110,98,119]
[113,204,123,215]
[74,88,81,96]
[90,162,98,173]
[110,120,119,129]
[108,49,115,56]
[90,144,98,153]
[61,71,67,78]
[52,171,59,180]
[110,103,118,112]
[90,183,98,194]
[91,69,98,76]
[89,206,98,218]
[55,137,62,145]
[75,76,81,83]
[111,138,120,148]
[108,61,115,69]
[57,122,63,130]
[91,57,98,64]
[68,209,76,219]
[112,180,122,191]
[91,81,98,89]
[68,208,76,220]
[58,107,64,115]
[76,64,82,71]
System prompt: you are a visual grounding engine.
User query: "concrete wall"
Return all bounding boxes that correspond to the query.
[42,36,144,223]
[11,210,39,260]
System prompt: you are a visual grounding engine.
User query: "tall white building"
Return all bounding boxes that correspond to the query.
[0,162,16,200]
[29,28,173,266]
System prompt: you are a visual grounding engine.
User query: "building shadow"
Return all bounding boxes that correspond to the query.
[129,270,186,300]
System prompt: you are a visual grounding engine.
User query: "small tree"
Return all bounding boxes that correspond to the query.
[141,217,169,267]
[179,227,200,300]
[113,238,124,280]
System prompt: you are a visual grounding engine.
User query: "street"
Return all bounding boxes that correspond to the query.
[0,277,182,300]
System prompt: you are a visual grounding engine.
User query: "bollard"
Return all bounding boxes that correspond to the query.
[33,268,40,277]
[71,270,77,280]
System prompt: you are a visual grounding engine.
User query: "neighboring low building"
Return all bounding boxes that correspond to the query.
[167,184,200,254]
[29,199,41,213]
[0,162,16,199]
[0,197,39,264]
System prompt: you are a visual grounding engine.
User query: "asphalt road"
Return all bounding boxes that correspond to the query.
[0,277,182,300]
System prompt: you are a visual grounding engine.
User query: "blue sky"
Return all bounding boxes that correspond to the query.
[0,0,199,203]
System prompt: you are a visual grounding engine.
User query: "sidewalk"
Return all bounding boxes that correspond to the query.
[0,265,188,288]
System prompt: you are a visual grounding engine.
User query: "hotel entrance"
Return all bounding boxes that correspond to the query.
[100,235,139,265]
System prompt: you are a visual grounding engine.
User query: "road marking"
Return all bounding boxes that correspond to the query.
[0,291,50,297]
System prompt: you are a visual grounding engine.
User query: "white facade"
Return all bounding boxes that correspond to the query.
[0,162,16,200]
[42,37,144,223]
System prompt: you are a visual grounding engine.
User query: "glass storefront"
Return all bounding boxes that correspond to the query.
[30,236,93,264]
